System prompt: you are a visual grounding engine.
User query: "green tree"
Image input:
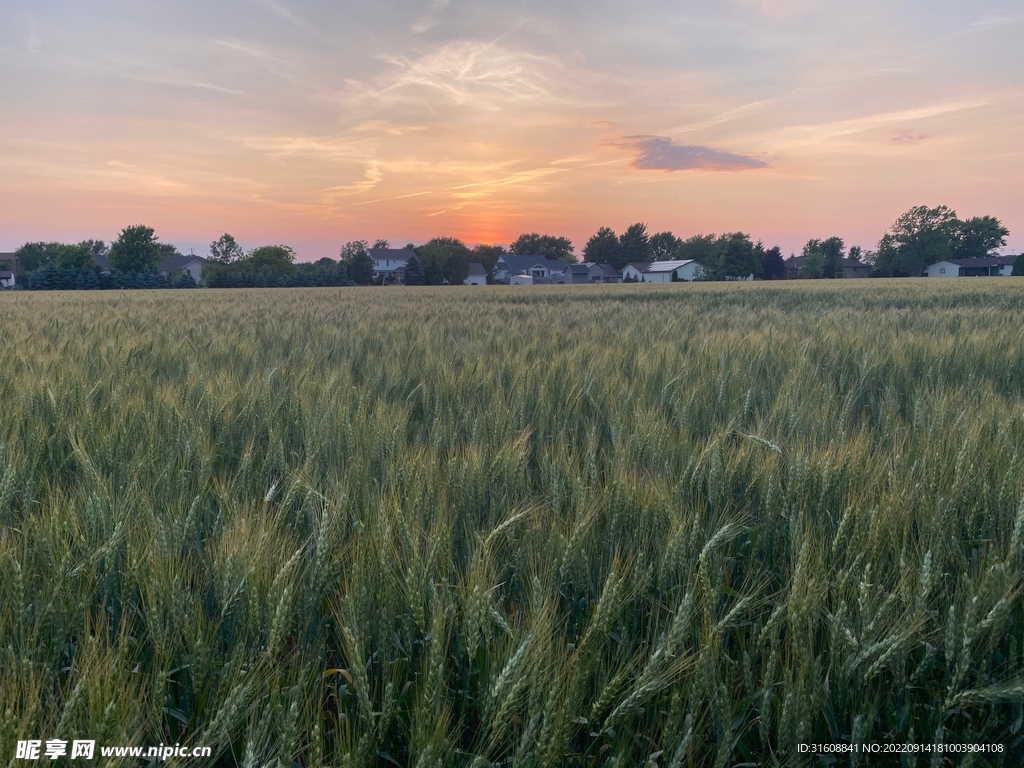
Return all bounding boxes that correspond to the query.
[209,233,245,264]
[347,253,375,285]
[403,254,426,285]
[244,245,296,277]
[619,223,651,267]
[848,245,863,262]
[509,233,575,262]
[417,237,471,285]
[16,242,64,272]
[951,216,1009,260]
[109,225,163,272]
[821,236,845,279]
[801,239,824,278]
[582,227,621,269]
[677,235,719,267]
[373,239,390,249]
[472,244,505,278]
[760,244,785,280]
[649,231,682,261]
[873,205,958,277]
[716,232,759,280]
[1013,255,1024,276]
[340,240,369,261]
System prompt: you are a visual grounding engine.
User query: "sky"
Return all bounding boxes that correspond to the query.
[1,0,1022,259]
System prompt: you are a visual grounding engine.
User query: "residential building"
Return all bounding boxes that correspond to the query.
[925,257,1016,277]
[368,248,411,284]
[641,260,705,282]
[466,262,488,285]
[159,254,207,284]
[560,264,592,284]
[621,262,651,281]
[584,263,621,283]
[0,270,15,289]
[783,256,872,279]
[493,255,569,284]
[0,253,20,276]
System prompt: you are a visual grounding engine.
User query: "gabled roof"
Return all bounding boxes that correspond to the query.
[623,262,651,272]
[93,254,111,271]
[495,255,569,272]
[159,254,206,272]
[945,256,1016,268]
[367,248,412,261]
[0,270,14,279]
[644,259,697,273]
[467,262,488,276]
[564,264,590,274]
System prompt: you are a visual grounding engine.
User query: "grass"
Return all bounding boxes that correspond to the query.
[1,279,1023,767]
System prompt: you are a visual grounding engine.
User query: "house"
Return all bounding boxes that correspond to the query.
[493,255,569,284]
[466,262,488,285]
[641,260,705,282]
[0,270,15,290]
[560,264,592,284]
[621,262,651,281]
[584,263,621,283]
[0,253,20,277]
[509,273,534,285]
[925,256,1016,277]
[159,254,207,284]
[93,254,112,275]
[368,248,411,284]
[783,256,871,279]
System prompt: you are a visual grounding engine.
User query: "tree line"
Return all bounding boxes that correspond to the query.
[8,205,1018,290]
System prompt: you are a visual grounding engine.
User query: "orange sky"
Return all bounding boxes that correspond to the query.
[1,0,1022,259]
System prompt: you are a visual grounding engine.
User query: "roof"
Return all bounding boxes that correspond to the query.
[944,256,1016,268]
[644,259,697,273]
[467,262,488,276]
[367,248,412,261]
[0,270,13,279]
[93,254,111,271]
[159,254,206,272]
[496,255,570,272]
[565,264,590,274]
[785,256,869,268]
[623,262,651,272]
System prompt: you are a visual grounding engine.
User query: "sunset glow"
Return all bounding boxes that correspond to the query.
[2,0,1022,258]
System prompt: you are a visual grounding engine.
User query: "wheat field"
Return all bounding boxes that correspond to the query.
[1,281,1023,766]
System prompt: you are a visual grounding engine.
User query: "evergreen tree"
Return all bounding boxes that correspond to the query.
[403,254,426,285]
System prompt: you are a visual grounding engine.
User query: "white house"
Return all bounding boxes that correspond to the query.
[622,262,651,281]
[159,254,207,284]
[641,260,705,282]
[925,257,1016,277]
[368,248,411,284]
[493,256,568,284]
[466,263,488,285]
[0,270,15,290]
[509,273,534,285]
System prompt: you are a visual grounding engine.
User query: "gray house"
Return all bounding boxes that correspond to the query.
[493,255,570,284]
[560,264,591,284]
[585,263,621,283]
[160,254,207,284]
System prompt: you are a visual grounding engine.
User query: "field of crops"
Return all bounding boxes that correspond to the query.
[1,280,1023,767]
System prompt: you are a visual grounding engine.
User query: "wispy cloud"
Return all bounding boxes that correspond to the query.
[890,129,927,145]
[969,11,1024,31]
[411,0,450,34]
[251,0,314,32]
[608,136,769,171]
[371,41,565,108]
